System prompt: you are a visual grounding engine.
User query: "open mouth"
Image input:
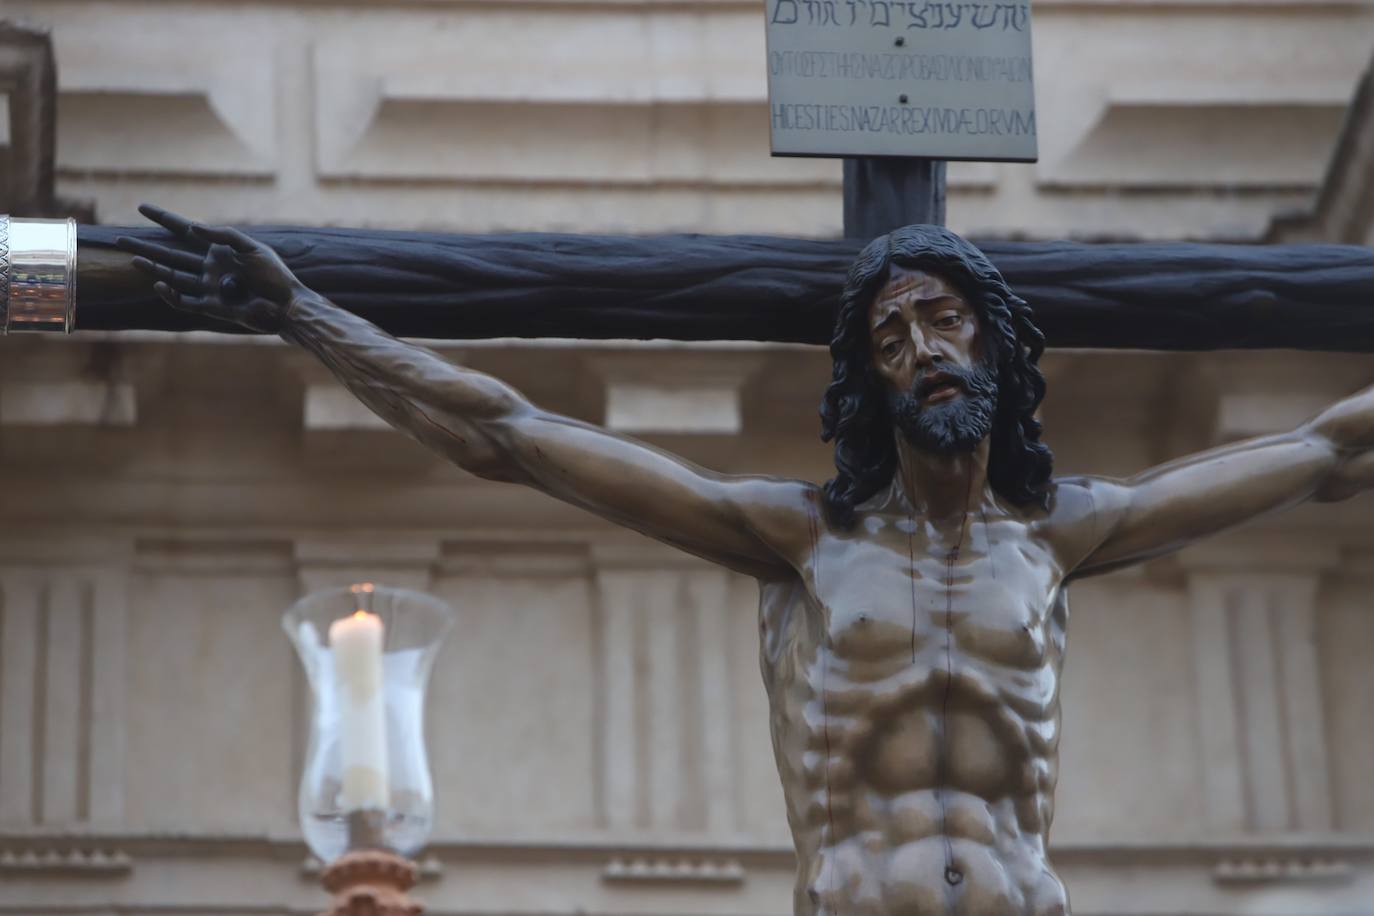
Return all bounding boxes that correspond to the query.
[919,375,962,402]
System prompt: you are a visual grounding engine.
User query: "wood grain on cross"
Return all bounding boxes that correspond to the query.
[77,225,1374,352]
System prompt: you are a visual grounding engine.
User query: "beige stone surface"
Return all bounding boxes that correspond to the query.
[1317,577,1374,832]
[1053,576,1203,842]
[429,569,602,835]
[125,569,298,832]
[4,0,1372,238]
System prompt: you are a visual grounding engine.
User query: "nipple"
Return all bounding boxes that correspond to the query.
[944,866,964,886]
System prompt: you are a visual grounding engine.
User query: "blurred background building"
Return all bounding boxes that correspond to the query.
[1,2,1373,914]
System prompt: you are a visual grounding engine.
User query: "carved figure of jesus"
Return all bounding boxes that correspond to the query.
[118,207,1374,916]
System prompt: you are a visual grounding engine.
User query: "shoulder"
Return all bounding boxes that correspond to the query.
[1032,476,1133,569]
[1046,475,1131,523]
[730,476,822,567]
[729,475,818,511]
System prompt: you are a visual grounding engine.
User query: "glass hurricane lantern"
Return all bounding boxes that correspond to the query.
[284,583,455,864]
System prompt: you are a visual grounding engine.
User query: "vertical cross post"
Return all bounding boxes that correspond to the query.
[842,158,946,237]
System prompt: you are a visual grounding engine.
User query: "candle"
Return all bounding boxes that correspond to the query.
[328,609,390,811]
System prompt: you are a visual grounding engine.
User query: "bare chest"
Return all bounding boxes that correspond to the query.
[801,514,1065,673]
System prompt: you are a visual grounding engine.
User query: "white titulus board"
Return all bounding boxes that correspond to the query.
[764,0,1037,161]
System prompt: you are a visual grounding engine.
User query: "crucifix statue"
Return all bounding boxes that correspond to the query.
[119,204,1374,916]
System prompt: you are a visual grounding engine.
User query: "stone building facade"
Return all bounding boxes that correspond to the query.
[2,2,1374,915]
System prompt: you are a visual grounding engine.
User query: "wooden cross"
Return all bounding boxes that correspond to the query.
[75,225,1374,352]
[844,159,946,236]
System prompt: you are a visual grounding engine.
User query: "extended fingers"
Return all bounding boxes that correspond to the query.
[190,223,258,254]
[131,256,201,294]
[138,203,199,240]
[115,235,202,271]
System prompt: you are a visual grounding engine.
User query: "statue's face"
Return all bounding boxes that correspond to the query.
[867,267,998,455]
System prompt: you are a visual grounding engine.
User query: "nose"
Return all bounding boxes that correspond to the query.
[910,325,942,368]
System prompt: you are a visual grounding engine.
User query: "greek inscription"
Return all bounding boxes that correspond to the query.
[768,50,1032,83]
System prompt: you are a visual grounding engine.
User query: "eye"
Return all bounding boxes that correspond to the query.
[880,340,902,358]
[934,313,962,330]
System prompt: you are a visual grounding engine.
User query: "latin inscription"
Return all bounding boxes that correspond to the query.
[771,104,1036,137]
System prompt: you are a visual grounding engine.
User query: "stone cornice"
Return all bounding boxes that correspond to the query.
[5,830,1373,913]
[4,827,1373,858]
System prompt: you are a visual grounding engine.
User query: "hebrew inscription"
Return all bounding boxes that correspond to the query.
[771,0,1028,31]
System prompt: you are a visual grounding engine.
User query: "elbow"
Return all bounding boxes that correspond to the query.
[1311,437,1370,503]
[444,440,530,484]
[1305,394,1374,456]
[463,415,544,486]
[446,424,527,483]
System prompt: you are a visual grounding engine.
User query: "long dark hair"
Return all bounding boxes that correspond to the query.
[819,225,1052,527]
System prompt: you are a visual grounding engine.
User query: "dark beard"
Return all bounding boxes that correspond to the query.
[888,363,998,455]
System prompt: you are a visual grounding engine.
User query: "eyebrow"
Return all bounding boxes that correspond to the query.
[870,308,901,333]
[869,294,963,331]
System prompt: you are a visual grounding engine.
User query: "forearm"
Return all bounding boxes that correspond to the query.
[280,291,530,475]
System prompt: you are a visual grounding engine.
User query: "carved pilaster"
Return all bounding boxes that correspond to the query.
[1183,541,1336,833]
[0,539,130,826]
[0,574,40,823]
[591,542,743,836]
[684,569,737,835]
[594,557,641,830]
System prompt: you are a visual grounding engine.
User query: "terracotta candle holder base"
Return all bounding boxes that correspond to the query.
[318,849,423,916]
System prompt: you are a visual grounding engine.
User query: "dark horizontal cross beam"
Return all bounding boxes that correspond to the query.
[76,225,1374,351]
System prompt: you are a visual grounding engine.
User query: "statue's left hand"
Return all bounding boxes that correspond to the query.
[116,204,307,333]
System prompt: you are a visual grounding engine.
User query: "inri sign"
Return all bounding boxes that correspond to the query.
[764,0,1037,160]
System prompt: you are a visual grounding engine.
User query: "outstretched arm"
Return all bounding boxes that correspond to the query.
[1055,383,1374,577]
[118,206,811,578]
